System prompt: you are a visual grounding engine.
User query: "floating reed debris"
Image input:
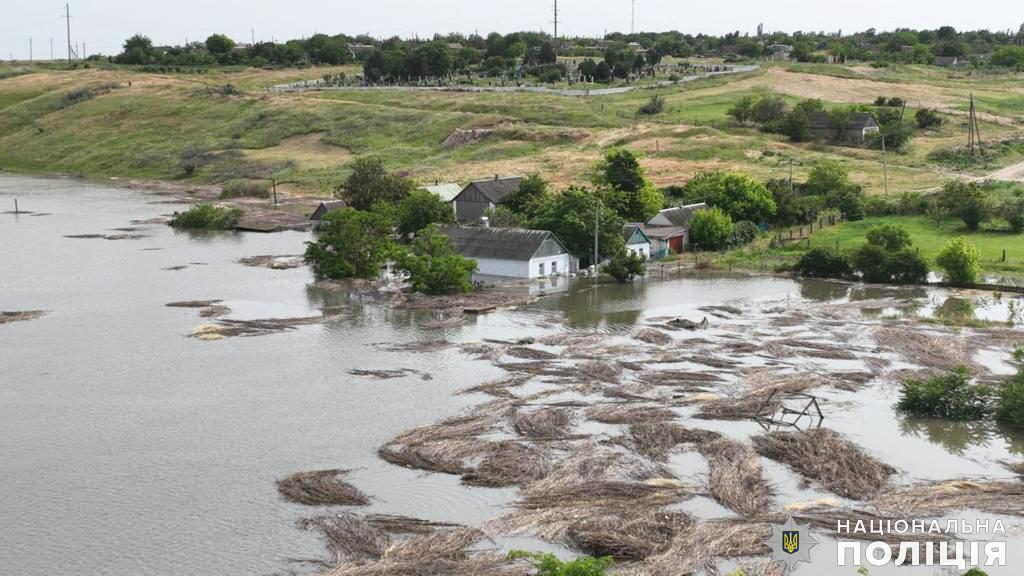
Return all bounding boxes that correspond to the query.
[586,404,677,424]
[873,326,972,371]
[349,368,433,381]
[578,360,623,383]
[622,422,721,461]
[277,469,370,506]
[694,394,777,420]
[753,428,896,500]
[299,513,389,564]
[872,480,1024,518]
[513,407,573,439]
[505,346,559,360]
[0,310,48,325]
[700,438,771,516]
[637,520,771,575]
[363,514,460,535]
[633,328,673,346]
[567,509,691,560]
[462,441,552,487]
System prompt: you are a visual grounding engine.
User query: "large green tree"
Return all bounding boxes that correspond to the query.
[304,208,393,279]
[392,226,477,295]
[530,187,625,267]
[503,174,551,218]
[683,171,776,223]
[594,149,663,222]
[337,157,413,211]
[396,189,455,237]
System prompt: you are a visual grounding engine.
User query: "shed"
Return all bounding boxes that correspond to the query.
[452,176,524,223]
[310,200,347,221]
[420,182,463,203]
[808,112,880,144]
[437,225,570,278]
[622,224,653,260]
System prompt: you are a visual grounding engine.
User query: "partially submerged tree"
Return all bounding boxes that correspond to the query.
[530,186,625,267]
[392,226,477,295]
[396,189,455,238]
[604,251,646,283]
[935,236,982,286]
[304,208,393,279]
[337,157,414,211]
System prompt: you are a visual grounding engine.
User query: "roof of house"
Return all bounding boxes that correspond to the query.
[623,224,652,244]
[935,56,961,66]
[808,111,878,131]
[436,225,566,261]
[648,203,706,228]
[456,176,525,204]
[310,200,347,220]
[639,225,688,240]
[420,182,463,203]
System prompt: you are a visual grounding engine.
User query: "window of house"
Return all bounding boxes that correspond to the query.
[538,262,545,276]
[551,261,558,275]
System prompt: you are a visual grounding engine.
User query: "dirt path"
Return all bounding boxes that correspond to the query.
[985,159,1024,183]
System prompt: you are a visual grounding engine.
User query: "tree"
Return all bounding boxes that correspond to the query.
[538,42,557,64]
[594,149,663,222]
[1003,192,1024,233]
[396,189,455,237]
[727,96,755,125]
[805,161,849,195]
[939,180,990,231]
[865,224,912,251]
[364,50,388,82]
[530,187,625,267]
[850,224,928,284]
[794,248,852,279]
[503,173,551,217]
[392,226,477,295]
[205,34,236,56]
[337,157,413,211]
[304,208,393,279]
[683,172,776,223]
[915,108,943,130]
[483,206,526,228]
[604,251,646,283]
[117,34,155,65]
[765,178,806,227]
[689,207,734,251]
[936,236,981,286]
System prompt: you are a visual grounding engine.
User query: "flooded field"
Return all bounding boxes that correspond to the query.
[2,174,1024,576]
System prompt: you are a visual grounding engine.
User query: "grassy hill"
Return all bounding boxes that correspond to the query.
[0,62,1022,197]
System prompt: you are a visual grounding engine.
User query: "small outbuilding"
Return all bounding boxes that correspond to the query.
[420,182,463,204]
[808,111,880,145]
[310,200,347,221]
[437,225,571,279]
[452,176,524,223]
[642,203,706,257]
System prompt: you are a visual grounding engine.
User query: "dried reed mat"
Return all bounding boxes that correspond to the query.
[620,422,721,461]
[753,428,896,500]
[512,407,574,439]
[632,520,771,576]
[577,360,624,383]
[298,513,390,564]
[504,347,559,360]
[639,370,724,388]
[458,375,532,399]
[699,438,771,516]
[364,514,460,535]
[872,480,1024,517]
[633,328,673,346]
[277,469,370,506]
[566,509,692,560]
[0,310,48,324]
[376,339,452,353]
[586,404,677,424]
[461,441,552,487]
[873,326,973,371]
[694,394,777,420]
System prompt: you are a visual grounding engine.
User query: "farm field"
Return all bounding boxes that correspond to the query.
[1,61,1023,197]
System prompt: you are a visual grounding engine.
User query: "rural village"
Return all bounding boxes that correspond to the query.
[4,5,1024,576]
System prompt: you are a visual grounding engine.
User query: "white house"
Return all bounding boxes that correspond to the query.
[437,225,571,279]
[622,224,652,260]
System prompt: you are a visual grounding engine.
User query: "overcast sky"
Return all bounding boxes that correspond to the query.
[3,0,1022,60]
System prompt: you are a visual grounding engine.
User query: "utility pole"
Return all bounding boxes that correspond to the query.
[593,201,599,282]
[252,28,256,45]
[631,0,636,35]
[63,4,72,63]
[788,158,794,195]
[50,38,54,61]
[552,0,559,40]
[29,38,33,62]
[881,134,889,196]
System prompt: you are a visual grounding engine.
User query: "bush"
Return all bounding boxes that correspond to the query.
[997,364,1024,429]
[169,203,243,229]
[794,247,852,279]
[852,244,929,284]
[395,189,455,237]
[604,251,646,283]
[392,226,476,295]
[728,220,760,247]
[935,237,981,286]
[508,551,613,576]
[303,208,393,279]
[897,367,994,420]
[939,181,990,231]
[1003,193,1024,233]
[638,94,665,115]
[220,179,271,198]
[689,207,734,251]
[915,108,943,130]
[865,224,912,251]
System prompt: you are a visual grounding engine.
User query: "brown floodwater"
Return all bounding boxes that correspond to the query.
[2,175,1022,576]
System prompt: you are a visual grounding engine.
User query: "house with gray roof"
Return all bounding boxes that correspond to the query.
[309,200,347,221]
[622,224,652,260]
[420,182,463,203]
[641,203,707,255]
[808,111,880,145]
[437,225,571,278]
[452,176,524,223]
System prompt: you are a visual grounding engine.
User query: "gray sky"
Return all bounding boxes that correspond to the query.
[3,0,1022,60]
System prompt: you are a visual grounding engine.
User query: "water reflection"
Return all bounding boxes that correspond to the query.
[898,415,1024,457]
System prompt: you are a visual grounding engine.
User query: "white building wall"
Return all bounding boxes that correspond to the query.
[528,254,570,278]
[472,257,529,278]
[627,242,651,260]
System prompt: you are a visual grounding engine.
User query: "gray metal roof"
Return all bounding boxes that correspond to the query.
[457,176,525,204]
[310,200,347,220]
[436,225,566,261]
[421,183,463,202]
[650,203,705,228]
[622,223,651,244]
[808,111,879,130]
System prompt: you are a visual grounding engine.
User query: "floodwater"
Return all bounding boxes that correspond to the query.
[2,174,1023,576]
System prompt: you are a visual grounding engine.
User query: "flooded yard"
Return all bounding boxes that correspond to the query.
[2,174,1024,576]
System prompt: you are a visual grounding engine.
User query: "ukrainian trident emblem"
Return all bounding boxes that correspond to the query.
[765,517,818,572]
[782,530,800,554]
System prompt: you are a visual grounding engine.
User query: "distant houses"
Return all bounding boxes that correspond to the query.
[452,176,525,223]
[636,203,707,256]
[436,225,572,278]
[808,111,880,145]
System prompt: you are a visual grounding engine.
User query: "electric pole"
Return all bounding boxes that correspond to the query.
[63,4,72,62]
[631,0,636,35]
[50,38,53,61]
[29,38,33,62]
[881,134,889,196]
[252,28,256,45]
[593,201,600,282]
[552,0,559,40]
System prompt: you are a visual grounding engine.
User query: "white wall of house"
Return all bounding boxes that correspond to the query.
[528,253,570,278]
[627,242,651,260]
[471,254,570,278]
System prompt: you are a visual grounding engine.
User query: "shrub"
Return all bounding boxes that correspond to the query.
[794,247,852,279]
[939,180,990,231]
[604,251,646,283]
[997,372,1024,429]
[220,179,270,198]
[852,244,929,284]
[728,220,760,247]
[689,207,734,251]
[936,237,981,286]
[303,208,393,279]
[392,226,476,295]
[1003,193,1024,233]
[865,224,912,251]
[638,94,665,115]
[395,189,455,237]
[896,367,994,420]
[168,203,243,229]
[915,108,943,130]
[508,551,613,576]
